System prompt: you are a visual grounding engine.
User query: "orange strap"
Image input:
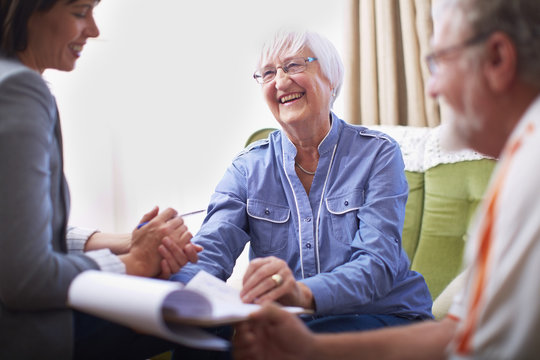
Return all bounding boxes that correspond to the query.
[455,123,535,354]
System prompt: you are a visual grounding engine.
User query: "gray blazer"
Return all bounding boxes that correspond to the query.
[0,55,99,359]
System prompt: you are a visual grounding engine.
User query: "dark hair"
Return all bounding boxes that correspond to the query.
[0,0,80,56]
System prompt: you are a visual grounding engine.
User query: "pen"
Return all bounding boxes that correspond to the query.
[136,209,206,229]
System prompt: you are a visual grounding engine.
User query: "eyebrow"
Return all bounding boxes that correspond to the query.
[70,0,98,9]
[70,4,92,11]
[260,56,299,68]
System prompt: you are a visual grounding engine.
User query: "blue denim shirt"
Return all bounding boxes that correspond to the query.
[172,114,432,319]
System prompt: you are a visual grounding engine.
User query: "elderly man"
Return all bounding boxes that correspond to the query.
[232,0,540,359]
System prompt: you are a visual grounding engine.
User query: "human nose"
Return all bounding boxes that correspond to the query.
[426,74,439,98]
[274,68,291,89]
[84,15,100,38]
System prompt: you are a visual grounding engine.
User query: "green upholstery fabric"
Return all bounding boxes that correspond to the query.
[244,128,276,147]
[402,171,425,260]
[410,159,496,299]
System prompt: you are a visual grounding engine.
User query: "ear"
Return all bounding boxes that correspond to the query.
[482,32,518,93]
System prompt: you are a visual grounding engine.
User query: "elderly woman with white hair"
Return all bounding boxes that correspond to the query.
[172,30,432,334]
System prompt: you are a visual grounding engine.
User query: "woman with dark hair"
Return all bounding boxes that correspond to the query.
[0,1,200,358]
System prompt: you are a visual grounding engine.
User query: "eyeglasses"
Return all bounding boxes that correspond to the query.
[253,57,318,84]
[425,32,491,75]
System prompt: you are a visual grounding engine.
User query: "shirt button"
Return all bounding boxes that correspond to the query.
[305,217,312,222]
[306,243,312,249]
[344,200,349,206]
[264,208,270,215]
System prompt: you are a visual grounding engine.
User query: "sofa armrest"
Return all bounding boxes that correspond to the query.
[432,269,468,320]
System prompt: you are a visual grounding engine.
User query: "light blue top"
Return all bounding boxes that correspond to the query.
[172,113,432,319]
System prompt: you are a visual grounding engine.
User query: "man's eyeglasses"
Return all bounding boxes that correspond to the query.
[253,57,318,84]
[425,32,491,75]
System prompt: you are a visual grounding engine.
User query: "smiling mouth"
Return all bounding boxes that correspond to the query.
[280,93,304,104]
[69,44,83,56]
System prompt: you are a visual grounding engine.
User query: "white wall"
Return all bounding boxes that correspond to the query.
[44,0,348,233]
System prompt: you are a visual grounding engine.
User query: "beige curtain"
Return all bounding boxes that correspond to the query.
[344,0,440,127]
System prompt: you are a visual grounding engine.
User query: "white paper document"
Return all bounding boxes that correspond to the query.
[68,270,306,350]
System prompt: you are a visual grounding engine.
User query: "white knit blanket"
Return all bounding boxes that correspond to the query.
[368,125,492,172]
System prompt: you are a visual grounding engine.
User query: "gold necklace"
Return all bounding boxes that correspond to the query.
[295,162,316,175]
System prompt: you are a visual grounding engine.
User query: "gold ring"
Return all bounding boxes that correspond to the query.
[271,274,283,287]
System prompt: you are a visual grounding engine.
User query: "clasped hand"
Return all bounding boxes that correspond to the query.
[119,206,202,277]
[240,256,314,309]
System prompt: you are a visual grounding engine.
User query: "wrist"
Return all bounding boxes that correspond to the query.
[119,253,152,277]
[84,232,131,254]
[82,230,101,252]
[307,335,332,360]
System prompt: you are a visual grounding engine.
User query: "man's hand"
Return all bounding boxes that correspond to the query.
[233,304,315,360]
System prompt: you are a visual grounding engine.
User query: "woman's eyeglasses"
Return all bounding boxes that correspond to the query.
[253,57,318,84]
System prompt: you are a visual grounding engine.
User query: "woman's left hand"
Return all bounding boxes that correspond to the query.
[240,256,314,309]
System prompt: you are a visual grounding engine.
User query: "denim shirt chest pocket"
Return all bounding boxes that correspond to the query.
[247,199,291,254]
[325,189,364,244]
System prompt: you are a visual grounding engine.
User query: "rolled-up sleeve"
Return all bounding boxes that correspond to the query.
[171,160,252,283]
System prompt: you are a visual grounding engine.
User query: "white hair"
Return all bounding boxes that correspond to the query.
[256,29,344,108]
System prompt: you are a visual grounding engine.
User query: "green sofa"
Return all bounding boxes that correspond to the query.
[245,125,496,317]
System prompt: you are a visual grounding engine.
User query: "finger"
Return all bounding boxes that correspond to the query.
[155,207,178,223]
[241,259,282,297]
[136,207,178,232]
[233,322,259,360]
[170,225,192,247]
[183,243,200,263]
[159,242,187,274]
[250,303,284,323]
[159,259,172,279]
[242,274,289,304]
[242,257,267,284]
[167,223,196,249]
[163,237,189,268]
[138,206,159,224]
[254,281,291,305]
[193,244,203,252]
[165,216,185,231]
[158,244,180,274]
[143,211,184,237]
